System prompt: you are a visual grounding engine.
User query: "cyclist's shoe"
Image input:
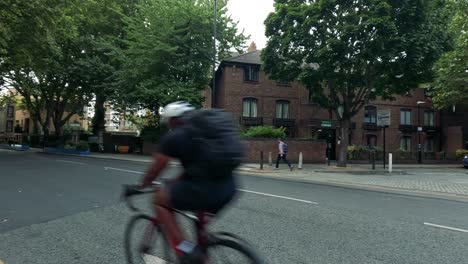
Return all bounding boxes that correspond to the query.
[177,241,204,264]
[178,247,204,264]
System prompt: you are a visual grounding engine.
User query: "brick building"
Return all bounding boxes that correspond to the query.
[206,49,466,160]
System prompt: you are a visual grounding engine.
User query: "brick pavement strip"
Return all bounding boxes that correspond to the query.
[240,165,468,198]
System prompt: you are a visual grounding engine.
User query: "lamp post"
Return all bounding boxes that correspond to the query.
[417,101,426,164]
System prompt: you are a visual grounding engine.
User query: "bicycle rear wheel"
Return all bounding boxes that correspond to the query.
[206,234,263,264]
[124,214,175,264]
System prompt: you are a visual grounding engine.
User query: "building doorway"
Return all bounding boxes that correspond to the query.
[318,129,336,160]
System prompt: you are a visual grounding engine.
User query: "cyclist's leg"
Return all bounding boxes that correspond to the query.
[153,188,184,253]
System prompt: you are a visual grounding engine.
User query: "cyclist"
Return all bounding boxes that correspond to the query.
[139,101,238,263]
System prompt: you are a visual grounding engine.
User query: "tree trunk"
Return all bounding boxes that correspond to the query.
[92,94,107,147]
[337,119,350,167]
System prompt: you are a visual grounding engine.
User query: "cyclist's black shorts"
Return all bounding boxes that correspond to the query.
[169,176,236,214]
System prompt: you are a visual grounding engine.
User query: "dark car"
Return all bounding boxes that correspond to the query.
[464,155,468,169]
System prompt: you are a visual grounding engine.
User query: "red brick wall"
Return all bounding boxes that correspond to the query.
[445,126,463,154]
[243,139,327,163]
[144,139,327,163]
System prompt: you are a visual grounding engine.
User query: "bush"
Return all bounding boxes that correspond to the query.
[141,125,168,143]
[455,149,468,160]
[29,134,41,147]
[395,149,413,160]
[63,142,76,150]
[89,142,100,152]
[76,141,89,151]
[347,145,383,160]
[242,126,286,138]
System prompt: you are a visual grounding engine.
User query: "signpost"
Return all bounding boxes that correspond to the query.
[377,110,391,169]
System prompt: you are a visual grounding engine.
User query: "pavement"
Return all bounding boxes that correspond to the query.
[1,149,468,264]
[34,148,468,201]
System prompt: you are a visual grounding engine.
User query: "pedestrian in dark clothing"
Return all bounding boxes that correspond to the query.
[275,138,293,171]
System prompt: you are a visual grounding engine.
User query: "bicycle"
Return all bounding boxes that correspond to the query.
[122,182,264,264]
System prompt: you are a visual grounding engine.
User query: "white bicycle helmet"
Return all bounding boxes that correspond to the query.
[160,101,195,124]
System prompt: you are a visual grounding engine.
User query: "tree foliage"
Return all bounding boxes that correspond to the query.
[115,0,247,113]
[262,0,449,166]
[431,0,468,108]
[0,0,96,137]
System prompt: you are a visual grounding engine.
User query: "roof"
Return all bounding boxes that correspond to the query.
[223,50,261,65]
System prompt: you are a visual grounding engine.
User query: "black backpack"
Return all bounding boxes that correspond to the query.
[182,109,245,178]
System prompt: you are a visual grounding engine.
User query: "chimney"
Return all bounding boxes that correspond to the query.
[247,41,257,52]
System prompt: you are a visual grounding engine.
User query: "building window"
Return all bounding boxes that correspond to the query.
[426,138,434,152]
[242,98,258,117]
[424,111,434,126]
[244,66,259,82]
[364,106,377,124]
[7,106,14,118]
[275,100,290,119]
[6,120,13,132]
[400,109,411,125]
[400,137,412,151]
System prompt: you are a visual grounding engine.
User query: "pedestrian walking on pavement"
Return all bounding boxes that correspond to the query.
[275,138,293,171]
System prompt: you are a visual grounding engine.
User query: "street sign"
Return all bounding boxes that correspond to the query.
[377,110,391,127]
[321,120,332,127]
[418,127,423,132]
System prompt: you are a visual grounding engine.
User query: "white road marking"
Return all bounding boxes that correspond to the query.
[35,156,50,160]
[238,189,318,204]
[56,159,85,165]
[103,167,319,205]
[424,222,468,233]
[104,167,143,174]
[143,254,167,264]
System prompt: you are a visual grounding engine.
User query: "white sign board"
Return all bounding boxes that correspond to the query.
[377,110,391,127]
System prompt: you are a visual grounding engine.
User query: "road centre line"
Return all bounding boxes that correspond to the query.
[105,167,144,174]
[423,222,468,233]
[56,159,85,165]
[238,189,318,204]
[104,167,318,204]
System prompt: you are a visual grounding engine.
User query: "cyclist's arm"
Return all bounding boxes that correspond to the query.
[141,153,171,188]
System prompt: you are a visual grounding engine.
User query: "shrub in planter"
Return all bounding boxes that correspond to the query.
[64,142,76,150]
[455,149,468,160]
[76,141,90,151]
[242,126,286,138]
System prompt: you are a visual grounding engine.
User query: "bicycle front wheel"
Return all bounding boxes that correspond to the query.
[206,235,263,264]
[124,214,175,264]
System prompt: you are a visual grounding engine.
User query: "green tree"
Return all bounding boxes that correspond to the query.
[115,0,247,116]
[431,0,468,108]
[0,0,95,139]
[262,0,449,166]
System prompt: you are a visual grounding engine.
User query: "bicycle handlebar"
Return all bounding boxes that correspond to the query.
[122,182,161,211]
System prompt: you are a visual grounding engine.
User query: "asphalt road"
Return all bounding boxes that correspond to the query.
[1,149,468,264]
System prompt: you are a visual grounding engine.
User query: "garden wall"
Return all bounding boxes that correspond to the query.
[143,139,327,163]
